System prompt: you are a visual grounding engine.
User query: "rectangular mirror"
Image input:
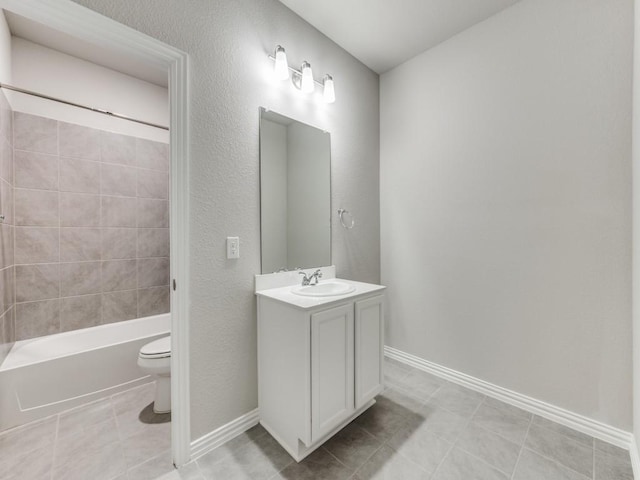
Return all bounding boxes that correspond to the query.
[259,108,331,273]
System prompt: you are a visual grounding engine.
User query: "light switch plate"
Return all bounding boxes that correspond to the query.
[227,237,240,259]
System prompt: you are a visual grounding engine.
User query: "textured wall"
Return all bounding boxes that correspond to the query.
[381,0,632,429]
[0,90,14,366]
[12,112,170,339]
[71,0,380,439]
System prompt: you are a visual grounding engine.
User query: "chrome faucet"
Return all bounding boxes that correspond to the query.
[299,269,323,286]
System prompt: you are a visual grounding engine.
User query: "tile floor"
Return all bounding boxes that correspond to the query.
[1,359,635,480]
[163,357,634,480]
[0,381,173,480]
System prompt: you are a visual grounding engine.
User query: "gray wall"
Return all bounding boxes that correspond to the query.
[381,0,632,429]
[72,0,380,440]
[11,112,170,340]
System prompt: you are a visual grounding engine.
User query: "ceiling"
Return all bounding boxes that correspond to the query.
[4,10,168,87]
[278,0,521,74]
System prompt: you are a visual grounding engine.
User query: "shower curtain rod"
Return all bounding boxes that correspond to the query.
[0,82,169,131]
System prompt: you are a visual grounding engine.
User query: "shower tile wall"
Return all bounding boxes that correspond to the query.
[0,91,14,365]
[12,112,170,340]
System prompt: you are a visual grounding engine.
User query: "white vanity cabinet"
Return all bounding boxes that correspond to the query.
[256,280,385,462]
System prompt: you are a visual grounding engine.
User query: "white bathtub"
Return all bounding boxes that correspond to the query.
[0,314,170,432]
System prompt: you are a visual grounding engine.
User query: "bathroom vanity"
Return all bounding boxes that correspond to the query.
[255,269,385,461]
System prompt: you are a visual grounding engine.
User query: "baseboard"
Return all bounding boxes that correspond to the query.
[630,437,640,479]
[190,408,260,460]
[385,346,634,450]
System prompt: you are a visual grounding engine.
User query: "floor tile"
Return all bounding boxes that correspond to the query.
[53,439,127,480]
[175,461,205,480]
[471,400,531,445]
[428,382,485,418]
[513,448,590,480]
[354,396,413,442]
[524,423,593,477]
[431,447,508,480]
[353,445,430,480]
[383,358,412,383]
[387,421,453,474]
[53,417,120,470]
[198,430,292,480]
[414,402,468,442]
[455,421,520,475]
[121,422,172,469]
[379,387,426,416]
[322,421,381,470]
[594,449,634,480]
[197,424,269,470]
[278,447,352,480]
[531,415,594,447]
[126,449,174,479]
[0,415,58,461]
[386,368,444,401]
[594,438,630,459]
[57,398,115,440]
[1,443,54,480]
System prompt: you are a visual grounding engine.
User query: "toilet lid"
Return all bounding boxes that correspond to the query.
[140,335,171,358]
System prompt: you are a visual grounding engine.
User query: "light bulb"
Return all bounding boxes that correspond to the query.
[323,75,335,103]
[300,62,314,94]
[274,45,289,81]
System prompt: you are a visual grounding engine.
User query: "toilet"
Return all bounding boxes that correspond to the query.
[138,335,171,414]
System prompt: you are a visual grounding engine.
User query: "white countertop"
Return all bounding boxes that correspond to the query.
[256,278,386,310]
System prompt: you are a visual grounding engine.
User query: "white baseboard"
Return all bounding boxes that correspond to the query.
[190,409,260,460]
[630,438,640,479]
[385,346,634,450]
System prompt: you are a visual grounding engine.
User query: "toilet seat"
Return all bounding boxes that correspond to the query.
[139,335,171,359]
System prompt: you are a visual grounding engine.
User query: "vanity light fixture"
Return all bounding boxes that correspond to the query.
[269,45,336,103]
[274,45,289,81]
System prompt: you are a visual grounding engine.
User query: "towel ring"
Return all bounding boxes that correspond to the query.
[338,209,355,229]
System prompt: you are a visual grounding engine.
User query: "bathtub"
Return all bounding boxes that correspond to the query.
[0,314,170,432]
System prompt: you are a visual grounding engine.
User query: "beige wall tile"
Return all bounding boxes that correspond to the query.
[60,294,102,332]
[60,193,100,227]
[15,299,60,340]
[60,262,101,297]
[14,189,59,226]
[13,113,57,155]
[59,157,100,194]
[0,224,13,270]
[137,228,169,258]
[15,227,59,264]
[101,196,136,227]
[101,163,137,197]
[136,138,169,171]
[101,132,136,166]
[0,178,13,225]
[102,290,137,324]
[60,228,101,261]
[102,260,137,292]
[59,122,100,161]
[138,258,169,288]
[0,266,14,315]
[1,139,12,186]
[137,169,168,199]
[102,228,137,260]
[16,264,60,303]
[137,198,168,228]
[138,286,169,318]
[14,150,58,191]
[0,91,11,147]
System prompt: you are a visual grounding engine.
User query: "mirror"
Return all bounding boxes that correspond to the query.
[259,108,331,273]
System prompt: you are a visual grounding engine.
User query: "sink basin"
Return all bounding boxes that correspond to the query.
[292,281,356,297]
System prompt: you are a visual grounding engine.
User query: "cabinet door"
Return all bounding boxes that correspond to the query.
[355,296,384,409]
[311,304,354,442]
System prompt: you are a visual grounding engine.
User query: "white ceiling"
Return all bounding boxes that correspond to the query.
[278,0,521,74]
[4,10,168,87]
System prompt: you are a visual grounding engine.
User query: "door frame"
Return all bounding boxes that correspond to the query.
[0,0,192,466]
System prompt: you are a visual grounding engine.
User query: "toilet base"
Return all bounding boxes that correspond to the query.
[153,375,171,414]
